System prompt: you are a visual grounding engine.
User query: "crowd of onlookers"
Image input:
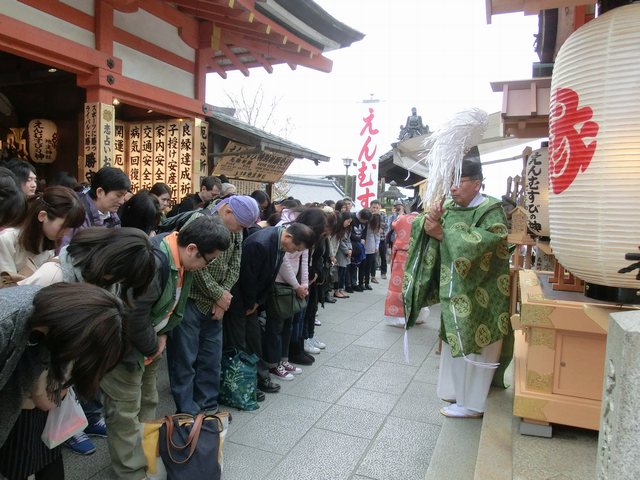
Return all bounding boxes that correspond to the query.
[0,159,409,480]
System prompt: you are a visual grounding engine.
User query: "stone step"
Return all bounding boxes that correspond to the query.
[473,372,515,480]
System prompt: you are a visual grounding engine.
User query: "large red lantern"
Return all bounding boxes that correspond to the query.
[549,3,640,301]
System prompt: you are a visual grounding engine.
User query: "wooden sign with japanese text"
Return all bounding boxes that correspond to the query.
[80,103,114,183]
[127,123,141,192]
[114,122,126,171]
[178,120,194,201]
[213,141,293,183]
[140,123,154,191]
[153,122,167,185]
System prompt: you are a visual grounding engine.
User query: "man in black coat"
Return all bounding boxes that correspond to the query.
[167,175,222,217]
[223,223,315,394]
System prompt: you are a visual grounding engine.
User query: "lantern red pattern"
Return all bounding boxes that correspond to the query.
[549,88,599,194]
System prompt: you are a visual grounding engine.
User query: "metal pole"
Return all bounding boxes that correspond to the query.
[344,166,349,197]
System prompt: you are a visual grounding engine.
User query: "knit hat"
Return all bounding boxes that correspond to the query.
[214,195,260,227]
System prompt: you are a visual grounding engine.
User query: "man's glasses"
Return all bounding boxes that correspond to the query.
[197,249,216,265]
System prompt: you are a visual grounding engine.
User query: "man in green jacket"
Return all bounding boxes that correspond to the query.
[101,215,230,480]
[167,195,260,415]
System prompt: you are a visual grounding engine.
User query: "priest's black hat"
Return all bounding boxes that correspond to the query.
[461,146,482,178]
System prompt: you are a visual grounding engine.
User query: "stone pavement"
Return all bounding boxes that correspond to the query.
[64,278,450,480]
[62,276,599,480]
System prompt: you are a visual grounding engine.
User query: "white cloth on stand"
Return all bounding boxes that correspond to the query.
[436,339,502,413]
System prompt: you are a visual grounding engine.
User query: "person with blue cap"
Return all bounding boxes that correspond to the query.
[166,195,262,413]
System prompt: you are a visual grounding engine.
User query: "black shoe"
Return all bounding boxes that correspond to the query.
[364,284,373,290]
[289,353,314,365]
[345,287,354,293]
[353,285,363,292]
[256,390,266,402]
[324,297,337,304]
[258,378,281,393]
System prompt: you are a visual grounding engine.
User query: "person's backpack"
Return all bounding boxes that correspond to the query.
[150,233,171,289]
[156,209,205,233]
[350,241,366,265]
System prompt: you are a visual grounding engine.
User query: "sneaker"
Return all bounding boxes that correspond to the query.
[269,364,294,381]
[84,418,107,437]
[353,285,364,292]
[345,287,354,293]
[309,337,326,349]
[364,284,373,290]
[381,274,387,279]
[371,277,379,284]
[304,339,321,354]
[281,361,302,375]
[65,432,97,455]
[314,318,322,326]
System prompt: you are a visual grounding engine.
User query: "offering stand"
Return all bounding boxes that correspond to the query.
[512,269,634,435]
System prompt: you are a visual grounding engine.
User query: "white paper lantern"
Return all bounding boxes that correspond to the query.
[28,119,57,163]
[549,3,640,295]
[524,145,550,237]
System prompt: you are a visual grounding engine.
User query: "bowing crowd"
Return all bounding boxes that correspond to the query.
[0,161,400,480]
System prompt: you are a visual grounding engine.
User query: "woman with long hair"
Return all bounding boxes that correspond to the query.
[118,191,162,235]
[333,211,353,298]
[0,186,84,283]
[0,167,27,229]
[20,227,156,301]
[0,283,129,480]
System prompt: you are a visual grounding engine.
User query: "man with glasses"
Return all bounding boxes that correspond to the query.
[405,147,511,419]
[101,215,231,480]
[167,196,261,415]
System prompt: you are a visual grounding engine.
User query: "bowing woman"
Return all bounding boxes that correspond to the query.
[0,283,129,480]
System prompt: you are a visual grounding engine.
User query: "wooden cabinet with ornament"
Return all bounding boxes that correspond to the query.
[511,270,636,436]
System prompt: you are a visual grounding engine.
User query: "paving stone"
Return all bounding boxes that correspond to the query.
[337,387,400,415]
[222,441,283,480]
[287,365,361,403]
[381,338,432,367]
[324,344,385,372]
[316,404,386,439]
[354,360,418,395]
[390,381,445,426]
[265,428,369,480]
[229,395,330,454]
[353,328,404,350]
[356,417,440,480]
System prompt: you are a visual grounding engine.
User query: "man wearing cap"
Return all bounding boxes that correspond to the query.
[166,195,261,414]
[405,148,511,419]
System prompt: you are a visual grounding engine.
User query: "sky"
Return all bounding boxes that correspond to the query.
[205,0,543,198]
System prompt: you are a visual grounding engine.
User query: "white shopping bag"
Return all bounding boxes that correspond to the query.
[41,388,88,449]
